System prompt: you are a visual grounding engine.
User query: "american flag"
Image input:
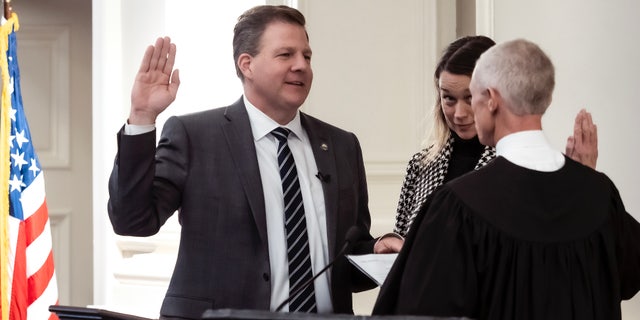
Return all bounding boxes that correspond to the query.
[0,14,59,320]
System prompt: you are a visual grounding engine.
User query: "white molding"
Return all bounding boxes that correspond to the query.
[475,0,495,37]
[365,161,407,180]
[116,239,158,258]
[112,273,171,286]
[113,252,175,285]
[49,209,71,304]
[18,26,71,169]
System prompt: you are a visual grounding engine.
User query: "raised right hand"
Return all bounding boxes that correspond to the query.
[565,109,598,169]
[129,36,181,125]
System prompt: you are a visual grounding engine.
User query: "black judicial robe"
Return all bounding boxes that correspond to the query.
[373,156,640,320]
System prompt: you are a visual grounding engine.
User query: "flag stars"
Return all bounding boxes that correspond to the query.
[11,149,28,170]
[28,158,40,177]
[14,129,29,148]
[8,75,14,96]
[8,174,25,192]
[9,106,17,121]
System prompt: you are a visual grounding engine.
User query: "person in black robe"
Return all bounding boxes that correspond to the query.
[372,38,640,320]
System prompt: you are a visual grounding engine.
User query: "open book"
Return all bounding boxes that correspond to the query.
[347,253,398,286]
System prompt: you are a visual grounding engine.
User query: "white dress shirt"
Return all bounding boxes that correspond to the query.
[495,130,565,171]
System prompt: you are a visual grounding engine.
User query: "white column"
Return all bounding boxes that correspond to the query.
[91,0,124,309]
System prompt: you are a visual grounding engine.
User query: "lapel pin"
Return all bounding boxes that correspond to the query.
[320,143,328,151]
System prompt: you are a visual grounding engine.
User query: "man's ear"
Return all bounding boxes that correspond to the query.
[238,53,252,80]
[486,87,502,113]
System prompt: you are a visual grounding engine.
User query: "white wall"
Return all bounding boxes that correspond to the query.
[477,0,640,317]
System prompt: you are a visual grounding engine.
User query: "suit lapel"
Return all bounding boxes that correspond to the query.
[222,98,268,244]
[300,113,339,260]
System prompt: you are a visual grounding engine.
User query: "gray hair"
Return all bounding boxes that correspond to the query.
[472,39,555,115]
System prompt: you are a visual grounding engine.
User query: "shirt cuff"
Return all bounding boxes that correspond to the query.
[124,122,155,135]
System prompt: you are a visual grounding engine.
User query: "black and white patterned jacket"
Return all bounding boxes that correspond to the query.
[393,136,496,237]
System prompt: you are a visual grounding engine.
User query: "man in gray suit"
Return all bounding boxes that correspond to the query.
[108,5,375,320]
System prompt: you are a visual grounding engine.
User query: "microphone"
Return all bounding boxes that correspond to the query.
[315,171,330,183]
[275,226,365,312]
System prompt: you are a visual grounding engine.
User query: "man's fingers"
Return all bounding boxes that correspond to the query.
[576,110,598,169]
[573,109,585,147]
[592,123,598,149]
[164,42,177,75]
[565,136,575,157]
[580,110,598,151]
[584,111,597,146]
[148,37,166,71]
[137,45,155,73]
[169,69,181,99]
[157,36,171,73]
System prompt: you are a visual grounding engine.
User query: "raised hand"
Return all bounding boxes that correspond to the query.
[129,36,181,125]
[565,109,598,169]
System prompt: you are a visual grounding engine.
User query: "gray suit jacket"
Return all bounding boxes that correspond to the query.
[108,97,375,319]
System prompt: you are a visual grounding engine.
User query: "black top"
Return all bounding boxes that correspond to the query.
[443,132,485,183]
[374,157,640,320]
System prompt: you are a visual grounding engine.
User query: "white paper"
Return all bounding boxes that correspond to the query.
[347,253,398,286]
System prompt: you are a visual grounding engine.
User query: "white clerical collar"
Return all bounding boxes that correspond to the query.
[495,130,565,172]
[244,96,305,142]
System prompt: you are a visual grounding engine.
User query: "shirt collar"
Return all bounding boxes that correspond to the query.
[496,130,565,171]
[244,96,304,142]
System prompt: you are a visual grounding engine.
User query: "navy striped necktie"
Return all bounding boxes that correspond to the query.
[271,127,317,313]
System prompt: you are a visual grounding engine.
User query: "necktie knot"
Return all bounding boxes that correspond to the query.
[272,127,291,143]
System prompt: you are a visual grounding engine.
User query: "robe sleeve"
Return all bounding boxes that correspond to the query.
[609,180,640,300]
[373,186,478,317]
